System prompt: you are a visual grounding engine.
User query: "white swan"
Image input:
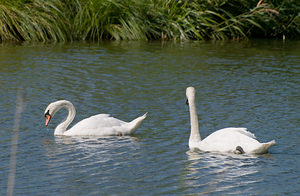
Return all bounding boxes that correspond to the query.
[186,87,275,154]
[44,100,147,136]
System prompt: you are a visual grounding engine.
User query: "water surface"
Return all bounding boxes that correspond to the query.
[0,40,299,195]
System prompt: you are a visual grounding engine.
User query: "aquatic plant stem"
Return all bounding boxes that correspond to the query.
[7,89,25,196]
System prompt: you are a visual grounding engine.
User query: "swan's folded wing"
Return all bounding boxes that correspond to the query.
[80,114,126,128]
[66,114,127,135]
[200,127,260,153]
[233,127,256,139]
[218,127,256,139]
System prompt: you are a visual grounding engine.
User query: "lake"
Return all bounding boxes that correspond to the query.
[0,40,299,195]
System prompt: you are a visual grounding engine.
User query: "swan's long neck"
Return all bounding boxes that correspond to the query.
[54,102,76,135]
[188,96,201,146]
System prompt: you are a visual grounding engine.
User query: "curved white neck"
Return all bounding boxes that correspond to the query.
[54,102,76,135]
[188,97,201,146]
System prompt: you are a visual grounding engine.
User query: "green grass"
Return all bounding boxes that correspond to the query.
[0,0,299,42]
[0,0,71,42]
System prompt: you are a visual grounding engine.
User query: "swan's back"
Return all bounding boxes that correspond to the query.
[198,128,275,154]
[229,127,256,138]
[65,114,127,136]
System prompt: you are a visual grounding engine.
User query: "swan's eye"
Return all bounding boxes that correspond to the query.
[186,99,189,105]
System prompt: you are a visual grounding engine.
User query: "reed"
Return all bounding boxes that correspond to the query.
[0,0,298,42]
[0,0,71,42]
[71,0,150,40]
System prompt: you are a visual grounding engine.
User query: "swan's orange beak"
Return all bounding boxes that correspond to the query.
[45,114,51,126]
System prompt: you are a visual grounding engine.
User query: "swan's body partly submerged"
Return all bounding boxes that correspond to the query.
[186,87,275,154]
[44,100,147,136]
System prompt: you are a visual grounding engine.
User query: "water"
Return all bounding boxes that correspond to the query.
[0,40,299,195]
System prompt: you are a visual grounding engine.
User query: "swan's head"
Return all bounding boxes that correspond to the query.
[44,100,73,126]
[186,86,196,105]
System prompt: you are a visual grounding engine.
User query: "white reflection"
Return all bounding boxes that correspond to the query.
[184,150,267,194]
[43,135,141,179]
[45,135,140,155]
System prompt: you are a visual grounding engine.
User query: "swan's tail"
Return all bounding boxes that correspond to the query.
[253,140,276,154]
[127,112,148,134]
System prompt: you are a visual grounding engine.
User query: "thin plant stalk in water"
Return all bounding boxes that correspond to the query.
[7,89,25,196]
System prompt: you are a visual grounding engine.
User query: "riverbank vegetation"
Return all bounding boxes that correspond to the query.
[0,0,299,42]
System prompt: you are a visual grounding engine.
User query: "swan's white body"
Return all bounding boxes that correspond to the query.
[44,100,147,136]
[186,87,275,154]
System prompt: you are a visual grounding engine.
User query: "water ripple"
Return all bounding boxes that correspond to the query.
[1,41,299,195]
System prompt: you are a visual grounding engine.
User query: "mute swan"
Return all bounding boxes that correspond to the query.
[44,100,147,136]
[186,87,275,154]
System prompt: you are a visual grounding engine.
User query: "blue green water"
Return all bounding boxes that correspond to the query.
[1,40,299,195]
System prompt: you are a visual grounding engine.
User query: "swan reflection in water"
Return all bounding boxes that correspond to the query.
[45,135,141,153]
[43,136,141,177]
[184,150,273,194]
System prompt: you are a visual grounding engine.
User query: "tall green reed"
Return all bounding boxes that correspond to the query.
[0,0,71,42]
[0,0,298,42]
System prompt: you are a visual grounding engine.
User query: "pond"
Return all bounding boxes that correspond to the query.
[0,40,299,195]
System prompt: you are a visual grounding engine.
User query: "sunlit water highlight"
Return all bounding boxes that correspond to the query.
[0,40,299,195]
